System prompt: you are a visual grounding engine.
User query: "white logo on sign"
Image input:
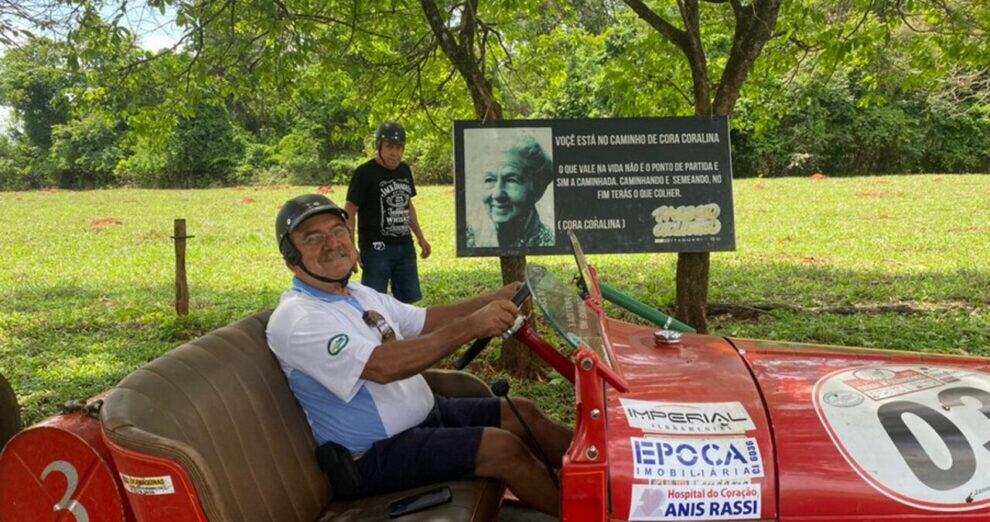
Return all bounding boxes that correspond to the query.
[620,399,755,434]
[814,365,990,511]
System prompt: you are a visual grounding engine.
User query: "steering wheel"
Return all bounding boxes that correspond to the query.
[453,283,532,369]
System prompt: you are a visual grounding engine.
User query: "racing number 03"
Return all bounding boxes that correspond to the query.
[877,387,990,491]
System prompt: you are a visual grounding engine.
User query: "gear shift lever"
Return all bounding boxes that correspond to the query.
[491,379,559,489]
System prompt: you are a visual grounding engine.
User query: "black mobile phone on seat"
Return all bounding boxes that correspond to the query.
[387,486,453,518]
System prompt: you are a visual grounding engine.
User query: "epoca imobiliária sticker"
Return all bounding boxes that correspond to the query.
[814,365,990,511]
[620,399,755,434]
[631,436,763,481]
[629,483,761,521]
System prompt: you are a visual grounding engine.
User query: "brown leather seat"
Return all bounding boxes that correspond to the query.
[101,310,504,521]
[0,372,20,448]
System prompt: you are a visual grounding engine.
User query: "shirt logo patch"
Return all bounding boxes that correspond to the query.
[327,334,349,355]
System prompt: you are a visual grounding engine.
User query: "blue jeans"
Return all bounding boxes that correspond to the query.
[360,241,422,304]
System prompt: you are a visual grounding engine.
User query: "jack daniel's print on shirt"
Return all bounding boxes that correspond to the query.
[346,159,417,247]
[378,178,412,237]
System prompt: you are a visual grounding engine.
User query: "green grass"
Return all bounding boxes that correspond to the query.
[1,175,989,427]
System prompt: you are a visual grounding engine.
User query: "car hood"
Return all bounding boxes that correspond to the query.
[730,338,990,520]
[599,319,990,521]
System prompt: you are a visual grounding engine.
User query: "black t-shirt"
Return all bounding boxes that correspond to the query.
[345,158,417,247]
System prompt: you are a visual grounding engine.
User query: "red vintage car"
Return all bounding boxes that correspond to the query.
[1,232,988,521]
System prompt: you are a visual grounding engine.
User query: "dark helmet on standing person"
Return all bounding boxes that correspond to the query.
[375,121,406,150]
[275,194,348,266]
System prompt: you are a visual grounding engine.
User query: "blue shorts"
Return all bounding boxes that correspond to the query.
[351,395,501,497]
[360,241,422,304]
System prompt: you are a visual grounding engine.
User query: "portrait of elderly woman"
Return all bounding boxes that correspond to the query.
[464,128,555,248]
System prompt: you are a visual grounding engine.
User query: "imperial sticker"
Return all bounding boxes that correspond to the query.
[814,364,990,511]
[620,399,755,434]
[631,437,763,480]
[119,473,175,495]
[629,484,761,521]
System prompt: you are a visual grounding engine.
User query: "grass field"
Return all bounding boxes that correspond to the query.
[1,174,989,427]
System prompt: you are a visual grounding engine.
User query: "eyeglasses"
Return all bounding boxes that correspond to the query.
[297,226,350,249]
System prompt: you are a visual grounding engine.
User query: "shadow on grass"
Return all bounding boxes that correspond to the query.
[588,259,988,308]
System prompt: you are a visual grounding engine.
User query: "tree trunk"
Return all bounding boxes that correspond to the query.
[497,255,538,378]
[420,0,535,377]
[624,0,781,334]
[675,252,710,333]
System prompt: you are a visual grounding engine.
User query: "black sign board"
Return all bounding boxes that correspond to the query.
[454,117,735,256]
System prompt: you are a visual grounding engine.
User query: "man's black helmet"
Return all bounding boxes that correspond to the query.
[276,194,348,265]
[375,121,406,149]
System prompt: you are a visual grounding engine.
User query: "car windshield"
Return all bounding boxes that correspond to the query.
[525,264,610,366]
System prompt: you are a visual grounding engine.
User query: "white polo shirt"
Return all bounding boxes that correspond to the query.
[266,278,433,454]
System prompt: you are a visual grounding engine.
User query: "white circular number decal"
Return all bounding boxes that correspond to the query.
[814,365,990,511]
[40,460,91,522]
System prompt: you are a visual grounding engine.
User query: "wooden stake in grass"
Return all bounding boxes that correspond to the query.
[172,219,193,316]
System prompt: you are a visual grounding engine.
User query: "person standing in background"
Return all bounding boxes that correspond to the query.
[345,122,431,304]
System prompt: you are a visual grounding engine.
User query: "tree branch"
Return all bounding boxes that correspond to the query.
[621,0,690,52]
[712,0,780,114]
[419,0,501,120]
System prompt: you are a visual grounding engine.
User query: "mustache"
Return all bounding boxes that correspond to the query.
[318,249,349,263]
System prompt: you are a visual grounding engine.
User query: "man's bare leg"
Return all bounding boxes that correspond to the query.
[474,428,560,516]
[500,398,573,467]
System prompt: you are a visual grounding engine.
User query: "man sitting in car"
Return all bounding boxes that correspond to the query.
[266,194,570,516]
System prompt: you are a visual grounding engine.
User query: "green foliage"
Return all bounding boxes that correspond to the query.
[731,68,990,177]
[233,141,277,183]
[586,12,699,117]
[327,155,366,185]
[0,137,39,190]
[166,103,244,187]
[0,38,75,151]
[1,0,989,190]
[113,136,168,187]
[270,123,331,184]
[920,99,990,172]
[404,138,452,184]
[117,102,244,187]
[49,112,125,188]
